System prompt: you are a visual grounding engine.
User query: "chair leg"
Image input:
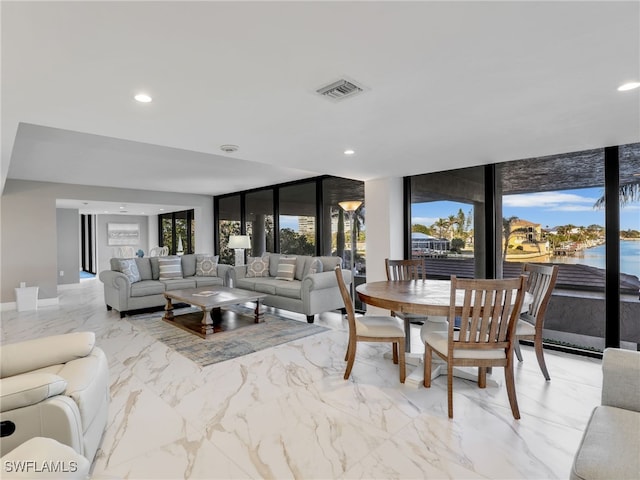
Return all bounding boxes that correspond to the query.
[447,361,454,418]
[423,344,432,388]
[478,367,487,388]
[534,337,551,381]
[398,338,406,383]
[514,340,523,362]
[504,360,521,420]
[392,342,398,365]
[344,340,356,380]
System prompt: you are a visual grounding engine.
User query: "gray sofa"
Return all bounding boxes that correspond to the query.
[99,254,232,317]
[228,254,351,323]
[570,348,640,480]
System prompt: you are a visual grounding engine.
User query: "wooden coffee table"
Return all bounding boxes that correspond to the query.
[162,286,267,338]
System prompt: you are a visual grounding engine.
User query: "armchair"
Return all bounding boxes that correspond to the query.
[0,332,109,462]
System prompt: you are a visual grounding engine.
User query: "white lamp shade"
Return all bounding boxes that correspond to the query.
[338,200,362,212]
[228,235,251,249]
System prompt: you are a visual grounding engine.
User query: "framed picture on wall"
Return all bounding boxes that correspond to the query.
[107,223,139,245]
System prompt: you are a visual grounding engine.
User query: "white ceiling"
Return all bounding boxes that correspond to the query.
[3,1,639,212]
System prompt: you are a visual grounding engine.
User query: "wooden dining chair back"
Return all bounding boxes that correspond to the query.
[334,266,406,383]
[385,258,426,281]
[423,275,526,419]
[514,263,559,380]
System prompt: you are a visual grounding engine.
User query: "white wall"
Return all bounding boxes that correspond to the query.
[56,208,80,284]
[96,214,149,274]
[1,179,214,302]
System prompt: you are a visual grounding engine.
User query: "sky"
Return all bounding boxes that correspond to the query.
[411,187,640,231]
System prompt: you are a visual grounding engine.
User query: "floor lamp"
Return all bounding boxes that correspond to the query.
[228,235,251,266]
[338,200,362,310]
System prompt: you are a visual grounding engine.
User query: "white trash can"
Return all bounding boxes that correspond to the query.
[15,286,39,312]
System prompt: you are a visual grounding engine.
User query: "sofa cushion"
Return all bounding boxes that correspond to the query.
[150,257,160,280]
[236,278,259,291]
[274,280,303,299]
[275,257,297,281]
[571,405,640,480]
[130,280,165,297]
[117,259,141,283]
[249,278,277,295]
[319,256,342,272]
[247,254,270,278]
[268,253,281,277]
[162,278,197,291]
[294,256,309,280]
[181,254,197,277]
[194,276,224,288]
[158,256,183,280]
[135,257,153,280]
[196,254,219,276]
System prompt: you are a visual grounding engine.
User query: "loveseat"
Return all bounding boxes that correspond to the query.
[570,348,640,480]
[99,254,232,317]
[228,253,351,323]
[0,332,109,463]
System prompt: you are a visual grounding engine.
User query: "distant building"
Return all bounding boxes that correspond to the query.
[411,232,450,255]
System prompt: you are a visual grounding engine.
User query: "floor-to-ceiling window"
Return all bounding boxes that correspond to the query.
[214,175,366,264]
[279,182,317,255]
[159,209,195,255]
[407,144,640,354]
[409,166,487,279]
[217,196,241,265]
[245,189,274,257]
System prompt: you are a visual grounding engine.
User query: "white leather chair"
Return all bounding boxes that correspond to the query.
[0,332,109,462]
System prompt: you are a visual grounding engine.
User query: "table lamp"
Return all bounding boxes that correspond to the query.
[228,235,251,266]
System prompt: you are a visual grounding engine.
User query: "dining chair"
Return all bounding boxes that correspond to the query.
[514,263,559,381]
[114,246,136,258]
[148,246,169,257]
[334,266,406,383]
[385,258,448,349]
[423,275,526,419]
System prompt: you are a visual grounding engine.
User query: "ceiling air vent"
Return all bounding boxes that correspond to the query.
[316,78,364,101]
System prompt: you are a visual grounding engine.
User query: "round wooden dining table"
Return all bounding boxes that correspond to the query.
[357,279,461,318]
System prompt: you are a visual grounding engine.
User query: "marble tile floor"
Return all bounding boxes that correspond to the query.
[0,279,603,479]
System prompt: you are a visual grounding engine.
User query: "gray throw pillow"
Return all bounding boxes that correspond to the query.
[247,254,270,278]
[196,255,219,276]
[117,258,141,283]
[308,258,324,275]
[275,257,297,281]
[158,256,183,280]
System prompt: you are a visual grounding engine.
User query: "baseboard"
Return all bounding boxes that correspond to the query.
[1,297,60,312]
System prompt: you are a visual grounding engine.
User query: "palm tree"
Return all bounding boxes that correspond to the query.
[502,216,529,261]
[594,182,640,209]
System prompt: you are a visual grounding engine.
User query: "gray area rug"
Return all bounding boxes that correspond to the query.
[127,305,329,367]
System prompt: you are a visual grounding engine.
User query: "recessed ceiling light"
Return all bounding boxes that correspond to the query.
[344,149,355,155]
[159,208,165,211]
[220,144,239,153]
[617,82,640,92]
[134,93,152,103]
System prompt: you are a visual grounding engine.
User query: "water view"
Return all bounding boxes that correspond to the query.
[547,240,640,279]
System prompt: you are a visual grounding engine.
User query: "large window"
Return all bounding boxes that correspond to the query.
[215,175,365,265]
[322,177,366,272]
[408,145,639,353]
[410,166,486,279]
[217,195,241,265]
[278,182,317,255]
[245,189,274,257]
[159,209,194,255]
